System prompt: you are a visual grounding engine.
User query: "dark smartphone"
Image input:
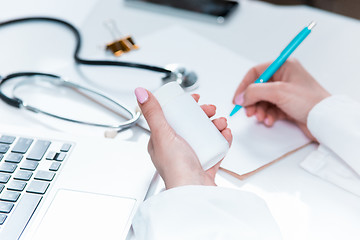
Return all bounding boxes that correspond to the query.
[126,0,239,22]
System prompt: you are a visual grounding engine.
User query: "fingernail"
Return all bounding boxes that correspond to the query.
[234,93,244,105]
[135,87,149,104]
[264,118,270,126]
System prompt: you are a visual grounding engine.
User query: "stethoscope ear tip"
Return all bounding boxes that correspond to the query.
[104,129,119,139]
[104,107,142,138]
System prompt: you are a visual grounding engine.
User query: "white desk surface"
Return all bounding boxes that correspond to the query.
[0,0,359,239]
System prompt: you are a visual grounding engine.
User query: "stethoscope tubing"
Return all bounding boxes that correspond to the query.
[0,17,172,75]
[0,16,165,131]
[0,72,140,130]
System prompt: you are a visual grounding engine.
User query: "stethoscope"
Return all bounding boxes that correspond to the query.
[0,72,141,132]
[0,17,198,132]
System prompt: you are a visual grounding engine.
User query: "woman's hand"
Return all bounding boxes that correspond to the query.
[233,59,330,140]
[135,87,232,189]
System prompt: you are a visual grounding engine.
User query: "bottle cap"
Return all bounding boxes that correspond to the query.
[154,82,184,107]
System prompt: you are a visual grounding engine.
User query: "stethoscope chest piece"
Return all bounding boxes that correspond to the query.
[163,64,198,91]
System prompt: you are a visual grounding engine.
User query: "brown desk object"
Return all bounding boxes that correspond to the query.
[220,142,313,180]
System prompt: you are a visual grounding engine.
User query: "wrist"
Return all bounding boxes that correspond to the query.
[303,91,331,125]
[163,170,215,189]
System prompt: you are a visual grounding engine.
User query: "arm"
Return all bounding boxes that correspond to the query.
[132,186,282,240]
[233,59,360,195]
[132,87,281,239]
[301,95,360,196]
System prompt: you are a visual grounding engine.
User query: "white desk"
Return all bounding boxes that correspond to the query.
[0,0,359,239]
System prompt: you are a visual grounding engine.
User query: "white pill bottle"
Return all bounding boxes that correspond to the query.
[154,82,229,170]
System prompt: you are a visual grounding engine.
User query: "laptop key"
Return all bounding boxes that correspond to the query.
[0,184,4,193]
[7,180,27,192]
[0,144,10,154]
[0,173,11,183]
[5,153,23,163]
[0,202,14,213]
[0,191,21,202]
[0,135,16,144]
[20,160,39,171]
[55,152,66,161]
[0,214,7,225]
[27,140,51,161]
[60,143,72,152]
[0,163,17,173]
[12,138,33,153]
[46,151,56,160]
[14,170,33,181]
[26,180,50,194]
[49,162,61,171]
[0,193,42,239]
[34,171,55,181]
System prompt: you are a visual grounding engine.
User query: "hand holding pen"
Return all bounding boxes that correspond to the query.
[230,23,331,140]
[230,21,317,117]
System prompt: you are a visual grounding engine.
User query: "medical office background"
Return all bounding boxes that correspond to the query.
[0,1,360,240]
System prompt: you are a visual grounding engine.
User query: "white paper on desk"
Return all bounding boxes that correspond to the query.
[222,111,310,175]
[58,25,311,174]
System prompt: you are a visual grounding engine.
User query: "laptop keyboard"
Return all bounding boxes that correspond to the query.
[0,134,72,239]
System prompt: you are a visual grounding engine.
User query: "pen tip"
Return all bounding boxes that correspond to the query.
[308,21,316,30]
[230,105,242,117]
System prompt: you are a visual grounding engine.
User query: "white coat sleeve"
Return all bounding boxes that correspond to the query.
[300,95,360,196]
[132,185,282,240]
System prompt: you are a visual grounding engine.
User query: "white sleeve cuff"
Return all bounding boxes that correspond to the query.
[132,185,282,240]
[303,95,360,196]
[307,95,360,175]
[300,145,360,197]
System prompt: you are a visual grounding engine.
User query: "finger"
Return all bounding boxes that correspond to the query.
[255,102,268,122]
[233,62,272,104]
[191,94,200,103]
[264,107,277,127]
[205,128,233,179]
[135,87,171,135]
[200,104,216,118]
[221,128,232,147]
[244,105,256,117]
[242,81,288,107]
[212,117,227,132]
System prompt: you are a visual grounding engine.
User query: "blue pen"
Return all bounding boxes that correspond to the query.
[230,21,316,117]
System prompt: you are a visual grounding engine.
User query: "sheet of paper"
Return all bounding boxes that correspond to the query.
[222,111,310,175]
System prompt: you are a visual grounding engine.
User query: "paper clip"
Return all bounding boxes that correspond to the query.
[104,19,139,57]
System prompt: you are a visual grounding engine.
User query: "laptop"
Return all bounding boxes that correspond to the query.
[0,124,155,240]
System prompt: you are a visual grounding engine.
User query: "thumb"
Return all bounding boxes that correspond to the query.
[135,87,170,134]
[236,82,287,107]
